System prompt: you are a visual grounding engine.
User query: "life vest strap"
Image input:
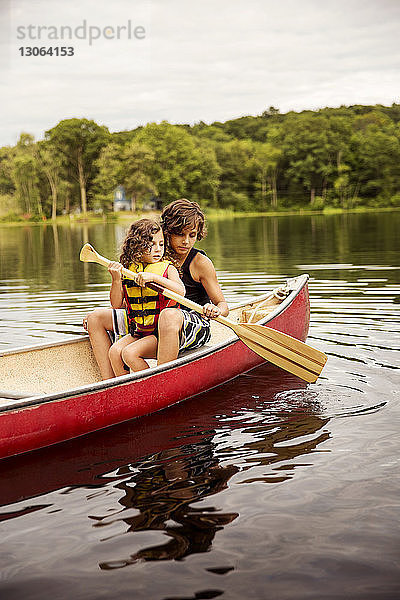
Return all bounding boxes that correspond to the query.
[129,308,159,317]
[125,295,158,305]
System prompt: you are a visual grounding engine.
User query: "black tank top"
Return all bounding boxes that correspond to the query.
[181,248,210,306]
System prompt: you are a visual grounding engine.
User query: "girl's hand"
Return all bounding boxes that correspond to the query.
[108,261,123,279]
[202,302,221,319]
[136,271,156,287]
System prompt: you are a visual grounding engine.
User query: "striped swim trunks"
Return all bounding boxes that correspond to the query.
[111,308,211,352]
[179,309,211,353]
[111,308,129,342]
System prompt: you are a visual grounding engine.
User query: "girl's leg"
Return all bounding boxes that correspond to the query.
[157,308,184,365]
[122,335,158,372]
[86,308,115,380]
[109,334,137,377]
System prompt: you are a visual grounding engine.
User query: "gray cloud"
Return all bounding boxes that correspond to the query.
[1,0,399,146]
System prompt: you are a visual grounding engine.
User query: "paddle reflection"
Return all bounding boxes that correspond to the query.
[234,414,330,485]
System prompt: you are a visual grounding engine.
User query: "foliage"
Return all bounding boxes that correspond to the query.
[94,140,156,210]
[12,134,42,216]
[45,118,110,214]
[1,103,400,218]
[133,121,220,205]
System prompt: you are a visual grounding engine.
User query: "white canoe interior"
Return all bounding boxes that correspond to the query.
[0,286,291,401]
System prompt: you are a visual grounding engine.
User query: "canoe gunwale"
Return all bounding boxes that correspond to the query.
[0,274,309,414]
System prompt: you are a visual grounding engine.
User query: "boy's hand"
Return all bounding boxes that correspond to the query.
[203,302,221,319]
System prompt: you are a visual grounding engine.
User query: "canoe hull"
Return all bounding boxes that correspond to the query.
[0,277,310,460]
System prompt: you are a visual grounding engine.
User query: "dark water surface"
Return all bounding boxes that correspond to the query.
[0,212,399,599]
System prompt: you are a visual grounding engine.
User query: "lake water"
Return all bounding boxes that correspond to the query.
[0,212,399,599]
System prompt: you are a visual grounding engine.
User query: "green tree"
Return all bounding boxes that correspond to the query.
[353,121,400,202]
[333,159,351,207]
[123,141,157,209]
[11,134,42,216]
[93,142,124,210]
[190,138,221,207]
[0,146,16,216]
[94,141,156,211]
[280,115,328,204]
[252,142,282,208]
[45,119,109,215]
[278,113,353,206]
[190,124,233,143]
[134,122,219,205]
[34,141,64,220]
[0,146,15,195]
[214,139,255,210]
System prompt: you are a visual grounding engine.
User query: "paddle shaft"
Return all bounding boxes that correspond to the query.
[97,255,319,364]
[81,244,327,382]
[93,251,229,324]
[125,270,325,381]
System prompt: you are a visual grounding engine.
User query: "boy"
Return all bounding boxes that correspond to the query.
[157,198,229,364]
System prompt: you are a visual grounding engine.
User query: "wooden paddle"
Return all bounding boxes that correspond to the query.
[80,243,327,383]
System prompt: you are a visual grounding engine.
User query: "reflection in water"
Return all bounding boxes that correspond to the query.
[82,371,329,571]
[233,414,329,485]
[97,441,239,568]
[51,223,61,267]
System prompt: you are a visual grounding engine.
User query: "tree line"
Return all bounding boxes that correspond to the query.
[0,103,399,220]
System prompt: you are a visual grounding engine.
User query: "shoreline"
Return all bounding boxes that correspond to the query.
[0,205,399,227]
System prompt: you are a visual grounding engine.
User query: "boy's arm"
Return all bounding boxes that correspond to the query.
[197,255,229,318]
[136,265,185,297]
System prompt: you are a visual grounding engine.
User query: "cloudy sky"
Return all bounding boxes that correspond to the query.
[1,0,399,146]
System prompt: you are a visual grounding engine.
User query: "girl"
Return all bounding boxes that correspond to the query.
[87,219,185,379]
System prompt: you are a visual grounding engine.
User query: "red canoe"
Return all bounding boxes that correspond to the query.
[0,275,311,460]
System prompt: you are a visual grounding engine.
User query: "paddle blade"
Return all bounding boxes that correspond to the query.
[79,244,99,263]
[235,323,327,383]
[243,324,327,367]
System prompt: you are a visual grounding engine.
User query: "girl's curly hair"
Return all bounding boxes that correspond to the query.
[119,219,162,268]
[161,199,207,262]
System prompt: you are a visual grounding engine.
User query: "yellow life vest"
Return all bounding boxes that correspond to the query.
[122,260,176,335]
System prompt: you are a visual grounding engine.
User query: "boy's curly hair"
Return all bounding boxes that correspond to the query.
[119,219,162,268]
[161,199,207,262]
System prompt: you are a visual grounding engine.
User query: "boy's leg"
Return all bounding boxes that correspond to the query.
[122,335,158,372]
[86,308,115,380]
[109,334,137,377]
[157,308,184,365]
